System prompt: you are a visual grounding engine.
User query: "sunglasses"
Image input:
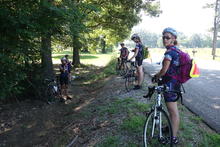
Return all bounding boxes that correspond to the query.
[162,36,171,40]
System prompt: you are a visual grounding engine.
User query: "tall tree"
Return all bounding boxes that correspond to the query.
[212,0,220,59]
[71,0,161,64]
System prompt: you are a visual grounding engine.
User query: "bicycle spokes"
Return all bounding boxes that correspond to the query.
[144,109,173,147]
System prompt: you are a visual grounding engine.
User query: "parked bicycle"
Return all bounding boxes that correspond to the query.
[116,57,128,76]
[124,61,137,92]
[143,80,176,147]
[44,76,62,104]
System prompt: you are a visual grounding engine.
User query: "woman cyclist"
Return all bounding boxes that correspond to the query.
[153,27,180,144]
[59,57,71,100]
[128,34,144,90]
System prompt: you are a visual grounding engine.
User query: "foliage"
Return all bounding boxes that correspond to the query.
[0,0,41,100]
[0,0,161,101]
[84,0,161,52]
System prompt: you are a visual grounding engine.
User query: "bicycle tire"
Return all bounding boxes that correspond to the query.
[143,109,173,147]
[45,85,56,104]
[115,62,120,75]
[120,62,128,76]
[125,71,136,92]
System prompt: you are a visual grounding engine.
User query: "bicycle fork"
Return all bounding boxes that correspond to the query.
[151,94,162,138]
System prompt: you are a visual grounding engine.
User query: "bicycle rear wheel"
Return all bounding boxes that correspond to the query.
[45,85,57,104]
[143,109,173,147]
[125,72,136,92]
[115,62,121,75]
[120,62,128,76]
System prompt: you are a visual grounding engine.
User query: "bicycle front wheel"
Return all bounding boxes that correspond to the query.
[143,109,173,147]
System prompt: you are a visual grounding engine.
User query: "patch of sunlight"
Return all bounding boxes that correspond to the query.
[212,97,220,100]
[52,53,114,67]
[185,98,192,103]
[74,98,95,111]
[44,120,55,129]
[26,122,36,129]
[82,81,92,85]
[0,128,12,134]
[37,131,47,137]
[213,104,220,109]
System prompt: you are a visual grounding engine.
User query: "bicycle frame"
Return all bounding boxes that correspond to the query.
[151,85,166,139]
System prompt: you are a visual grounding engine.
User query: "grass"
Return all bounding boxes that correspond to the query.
[53,54,99,60]
[96,98,220,147]
[149,48,220,61]
[200,133,220,147]
[95,98,150,146]
[96,136,121,147]
[121,115,145,133]
[53,48,220,146]
[52,49,115,66]
[78,57,118,84]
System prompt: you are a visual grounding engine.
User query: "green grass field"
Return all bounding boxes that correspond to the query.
[149,48,220,61]
[52,50,116,66]
[53,48,220,66]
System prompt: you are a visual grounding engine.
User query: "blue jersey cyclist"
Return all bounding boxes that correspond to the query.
[153,27,181,144]
[59,57,71,100]
[128,34,144,90]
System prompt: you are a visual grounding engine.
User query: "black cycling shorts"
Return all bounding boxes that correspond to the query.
[60,75,69,85]
[135,57,143,66]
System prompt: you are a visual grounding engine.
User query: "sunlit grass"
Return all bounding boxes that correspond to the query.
[52,49,116,66]
[149,48,220,61]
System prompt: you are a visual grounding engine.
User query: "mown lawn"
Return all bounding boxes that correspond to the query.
[52,50,116,66]
[149,48,220,61]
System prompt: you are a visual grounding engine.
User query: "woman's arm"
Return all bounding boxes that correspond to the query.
[129,48,138,61]
[155,59,171,78]
[59,65,64,72]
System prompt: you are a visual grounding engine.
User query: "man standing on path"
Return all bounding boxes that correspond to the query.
[128,34,144,90]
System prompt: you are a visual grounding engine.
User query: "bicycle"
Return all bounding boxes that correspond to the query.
[116,57,128,76]
[143,80,174,147]
[44,76,62,104]
[124,61,137,92]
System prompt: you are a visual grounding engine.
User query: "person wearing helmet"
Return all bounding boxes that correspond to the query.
[64,54,72,82]
[153,27,180,144]
[119,43,129,66]
[129,34,144,90]
[59,57,71,101]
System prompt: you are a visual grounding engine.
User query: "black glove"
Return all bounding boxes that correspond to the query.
[143,86,155,99]
[151,75,158,83]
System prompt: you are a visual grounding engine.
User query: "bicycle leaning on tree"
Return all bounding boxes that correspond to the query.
[44,76,62,104]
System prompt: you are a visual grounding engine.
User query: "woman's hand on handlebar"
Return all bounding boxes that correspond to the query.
[151,75,157,83]
[152,75,161,83]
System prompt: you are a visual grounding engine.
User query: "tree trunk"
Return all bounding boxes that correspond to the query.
[41,34,54,79]
[101,37,106,53]
[72,35,81,67]
[212,0,220,60]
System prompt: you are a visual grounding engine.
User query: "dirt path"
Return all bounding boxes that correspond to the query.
[0,65,218,147]
[0,65,126,146]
